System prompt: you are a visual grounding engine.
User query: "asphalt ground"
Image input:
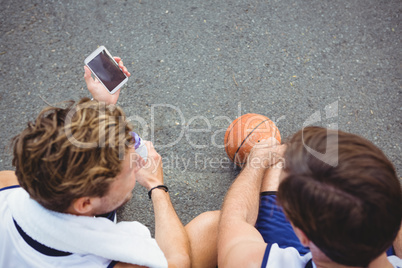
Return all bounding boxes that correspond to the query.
[1,0,401,234]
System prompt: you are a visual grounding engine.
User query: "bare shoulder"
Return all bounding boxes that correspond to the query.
[0,170,19,189]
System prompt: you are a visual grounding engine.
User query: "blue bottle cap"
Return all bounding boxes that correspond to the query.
[131,132,141,149]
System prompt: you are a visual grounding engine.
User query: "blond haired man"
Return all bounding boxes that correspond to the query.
[0,58,190,268]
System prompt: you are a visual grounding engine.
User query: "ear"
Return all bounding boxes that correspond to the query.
[70,197,99,215]
[292,226,310,247]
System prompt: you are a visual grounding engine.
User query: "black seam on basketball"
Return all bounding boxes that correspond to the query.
[232,118,271,163]
[225,116,242,156]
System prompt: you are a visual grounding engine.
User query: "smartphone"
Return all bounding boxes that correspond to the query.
[84,46,128,94]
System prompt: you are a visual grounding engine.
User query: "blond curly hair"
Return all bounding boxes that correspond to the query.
[12,98,133,212]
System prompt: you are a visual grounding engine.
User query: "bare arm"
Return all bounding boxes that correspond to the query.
[0,170,19,188]
[218,162,268,268]
[218,141,284,268]
[260,162,284,192]
[152,188,191,268]
[135,142,191,268]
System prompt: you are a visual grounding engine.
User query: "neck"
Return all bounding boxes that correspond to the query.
[311,246,392,268]
[367,253,393,268]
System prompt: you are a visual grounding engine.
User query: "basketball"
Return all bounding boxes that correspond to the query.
[224,113,281,167]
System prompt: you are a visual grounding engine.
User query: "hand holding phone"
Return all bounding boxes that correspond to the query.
[84,46,131,104]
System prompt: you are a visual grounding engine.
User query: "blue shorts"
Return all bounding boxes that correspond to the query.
[255,192,310,255]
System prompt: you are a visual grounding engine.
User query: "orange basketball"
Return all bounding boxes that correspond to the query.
[224,113,281,167]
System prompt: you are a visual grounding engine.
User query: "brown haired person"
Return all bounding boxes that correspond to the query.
[186,127,401,267]
[0,58,190,268]
[217,127,402,267]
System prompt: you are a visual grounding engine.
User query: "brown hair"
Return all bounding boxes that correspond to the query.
[12,98,133,212]
[277,126,401,266]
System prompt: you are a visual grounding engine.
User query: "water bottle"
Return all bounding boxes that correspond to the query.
[131,132,148,162]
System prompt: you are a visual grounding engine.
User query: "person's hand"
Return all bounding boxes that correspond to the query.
[84,57,131,105]
[135,141,164,191]
[246,138,286,169]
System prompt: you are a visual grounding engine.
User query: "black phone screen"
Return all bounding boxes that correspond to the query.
[87,49,126,92]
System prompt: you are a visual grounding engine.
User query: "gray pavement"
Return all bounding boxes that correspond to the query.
[1,0,401,234]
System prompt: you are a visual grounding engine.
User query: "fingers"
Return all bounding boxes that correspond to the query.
[84,66,96,89]
[254,142,286,159]
[250,138,281,158]
[83,66,92,79]
[275,144,287,157]
[114,56,131,77]
[145,141,161,164]
[247,140,286,169]
[253,137,280,148]
[120,63,131,77]
[145,141,156,154]
[135,141,164,190]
